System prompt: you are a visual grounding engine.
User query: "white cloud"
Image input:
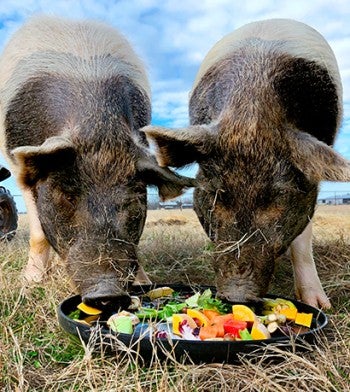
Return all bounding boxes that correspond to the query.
[0,0,350,204]
[149,78,191,127]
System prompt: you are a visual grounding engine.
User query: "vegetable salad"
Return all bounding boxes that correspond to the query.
[68,287,314,341]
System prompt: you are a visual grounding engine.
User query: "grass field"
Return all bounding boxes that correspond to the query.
[0,205,349,391]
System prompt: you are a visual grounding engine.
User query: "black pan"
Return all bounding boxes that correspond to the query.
[57,284,328,364]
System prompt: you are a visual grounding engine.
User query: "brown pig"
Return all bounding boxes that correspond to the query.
[144,19,350,309]
[0,16,194,308]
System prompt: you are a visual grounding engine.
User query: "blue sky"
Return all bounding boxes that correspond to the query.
[0,0,349,211]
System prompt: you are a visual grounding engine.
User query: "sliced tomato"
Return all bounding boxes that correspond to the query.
[223,319,247,337]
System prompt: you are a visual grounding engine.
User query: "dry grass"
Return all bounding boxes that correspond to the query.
[0,206,349,391]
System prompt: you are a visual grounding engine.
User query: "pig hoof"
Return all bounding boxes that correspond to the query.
[296,286,331,309]
[83,294,131,311]
[296,292,331,310]
[22,268,45,285]
[309,295,331,310]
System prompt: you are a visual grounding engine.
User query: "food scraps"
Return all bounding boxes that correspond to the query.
[68,287,315,341]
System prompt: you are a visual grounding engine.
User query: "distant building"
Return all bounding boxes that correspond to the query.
[318,193,350,205]
[147,188,194,210]
[158,200,193,209]
[181,203,193,209]
[159,201,179,209]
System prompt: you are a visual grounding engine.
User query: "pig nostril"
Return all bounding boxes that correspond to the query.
[217,291,262,306]
[83,294,131,311]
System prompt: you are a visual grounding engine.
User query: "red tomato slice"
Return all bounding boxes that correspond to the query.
[223,319,247,337]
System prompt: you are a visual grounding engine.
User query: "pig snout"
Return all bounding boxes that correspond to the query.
[67,239,139,311]
[216,284,263,304]
[214,250,274,304]
[81,278,132,311]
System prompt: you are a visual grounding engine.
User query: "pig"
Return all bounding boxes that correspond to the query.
[0,16,194,308]
[144,19,350,309]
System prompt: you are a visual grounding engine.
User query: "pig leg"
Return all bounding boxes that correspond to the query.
[290,221,331,309]
[22,188,51,283]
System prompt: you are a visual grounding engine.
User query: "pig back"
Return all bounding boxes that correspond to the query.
[0,15,151,163]
[189,19,342,146]
[191,18,341,98]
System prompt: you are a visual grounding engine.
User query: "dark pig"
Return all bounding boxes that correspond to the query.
[144,19,350,309]
[0,16,194,308]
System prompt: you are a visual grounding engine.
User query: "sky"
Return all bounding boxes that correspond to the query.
[0,0,349,211]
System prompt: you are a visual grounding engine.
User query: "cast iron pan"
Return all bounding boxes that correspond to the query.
[57,284,328,364]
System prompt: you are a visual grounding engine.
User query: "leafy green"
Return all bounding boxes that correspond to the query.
[135,308,158,320]
[185,292,200,308]
[68,309,81,320]
[199,289,212,302]
[158,303,187,319]
[136,302,186,320]
[201,297,229,313]
[185,289,229,313]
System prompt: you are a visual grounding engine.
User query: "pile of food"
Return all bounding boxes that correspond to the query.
[68,287,314,341]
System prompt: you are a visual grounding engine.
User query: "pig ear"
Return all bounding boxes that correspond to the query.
[287,129,350,182]
[137,157,196,201]
[11,136,76,186]
[142,123,217,167]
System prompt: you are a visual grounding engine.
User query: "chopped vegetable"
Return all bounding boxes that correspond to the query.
[260,313,286,329]
[211,314,234,337]
[232,304,256,323]
[82,315,100,324]
[172,314,197,335]
[68,309,81,320]
[136,302,186,321]
[199,324,220,340]
[108,316,133,334]
[107,311,140,334]
[213,314,235,323]
[68,289,314,342]
[275,298,297,310]
[267,321,279,333]
[75,319,90,326]
[185,292,201,308]
[179,321,200,340]
[223,319,247,337]
[239,328,253,340]
[158,303,186,319]
[262,298,297,313]
[128,296,141,310]
[279,307,298,321]
[251,321,271,340]
[295,312,313,328]
[263,298,296,314]
[77,302,102,315]
[203,309,221,320]
[135,308,158,320]
[186,308,210,327]
[262,313,278,323]
[185,289,229,313]
[262,297,312,328]
[147,287,174,300]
